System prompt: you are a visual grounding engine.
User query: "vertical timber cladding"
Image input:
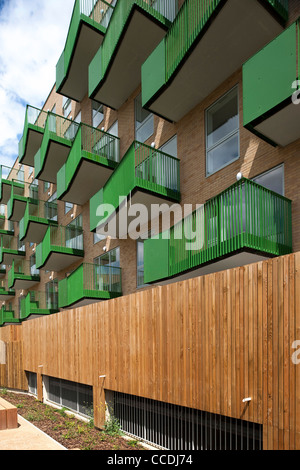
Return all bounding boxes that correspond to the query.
[0,326,27,391]
[20,253,300,449]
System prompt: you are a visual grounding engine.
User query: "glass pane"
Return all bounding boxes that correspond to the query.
[159,135,177,158]
[207,87,238,149]
[253,165,284,196]
[135,94,154,143]
[207,133,239,176]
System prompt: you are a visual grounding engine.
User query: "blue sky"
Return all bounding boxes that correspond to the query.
[0,0,75,169]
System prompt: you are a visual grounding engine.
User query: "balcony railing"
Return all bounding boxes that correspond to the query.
[90,140,180,232]
[144,178,292,283]
[34,111,81,181]
[7,260,40,290]
[36,224,84,270]
[57,122,120,204]
[0,280,15,298]
[19,198,58,242]
[18,105,48,165]
[89,0,178,100]
[58,262,122,308]
[20,291,59,320]
[56,0,115,94]
[0,307,19,327]
[7,180,38,222]
[0,235,25,265]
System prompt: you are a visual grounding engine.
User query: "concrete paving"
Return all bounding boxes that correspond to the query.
[0,414,67,450]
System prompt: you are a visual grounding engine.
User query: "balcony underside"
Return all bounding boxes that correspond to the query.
[146,249,272,285]
[8,199,27,222]
[38,250,84,272]
[22,311,58,321]
[58,21,106,102]
[0,182,23,205]
[58,158,116,206]
[35,140,72,183]
[62,293,122,310]
[89,7,169,109]
[0,292,15,302]
[95,187,179,238]
[246,101,300,147]
[143,0,285,122]
[1,251,25,265]
[20,220,58,245]
[11,277,40,291]
[20,127,44,167]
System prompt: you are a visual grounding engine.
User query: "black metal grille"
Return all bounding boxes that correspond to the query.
[113,392,262,450]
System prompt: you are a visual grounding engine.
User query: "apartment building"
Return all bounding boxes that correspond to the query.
[0,0,300,450]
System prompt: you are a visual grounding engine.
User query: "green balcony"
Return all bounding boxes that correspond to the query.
[0,280,15,302]
[141,0,288,122]
[36,225,84,272]
[58,263,122,309]
[57,123,120,206]
[89,0,178,109]
[18,106,47,167]
[7,260,40,290]
[34,112,80,183]
[243,19,300,147]
[0,235,26,265]
[19,199,58,244]
[20,291,59,321]
[0,308,20,328]
[56,0,114,102]
[90,140,180,237]
[144,178,292,283]
[7,181,38,223]
[0,165,24,205]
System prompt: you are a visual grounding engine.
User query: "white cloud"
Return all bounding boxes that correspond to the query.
[0,0,74,168]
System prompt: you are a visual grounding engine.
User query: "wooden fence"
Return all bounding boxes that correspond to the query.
[0,252,300,449]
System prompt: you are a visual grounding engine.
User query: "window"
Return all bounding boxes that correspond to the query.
[65,202,74,214]
[94,232,106,245]
[27,372,37,396]
[137,240,147,288]
[94,247,120,292]
[66,215,83,250]
[252,164,284,196]
[45,191,58,221]
[46,279,58,310]
[159,135,177,158]
[44,181,50,192]
[63,97,72,118]
[94,247,120,268]
[30,254,39,276]
[206,86,239,176]
[135,93,154,143]
[92,100,104,128]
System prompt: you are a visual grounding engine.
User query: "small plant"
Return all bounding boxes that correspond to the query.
[103,415,122,437]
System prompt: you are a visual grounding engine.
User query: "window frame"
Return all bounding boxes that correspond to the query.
[205,85,240,177]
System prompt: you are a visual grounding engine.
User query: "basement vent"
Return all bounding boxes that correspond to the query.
[46,376,93,419]
[113,392,263,451]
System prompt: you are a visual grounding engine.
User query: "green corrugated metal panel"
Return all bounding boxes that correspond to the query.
[144,178,292,283]
[243,21,297,128]
[142,40,166,119]
[89,0,176,98]
[57,123,120,201]
[56,0,113,92]
[90,141,180,232]
[144,234,169,284]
